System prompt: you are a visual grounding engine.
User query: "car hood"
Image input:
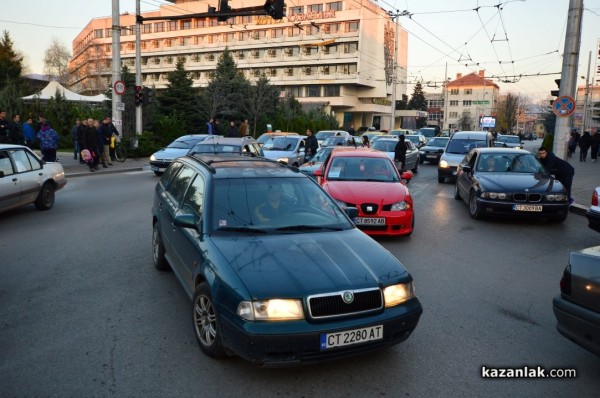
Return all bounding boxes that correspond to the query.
[477,173,563,192]
[211,230,408,298]
[421,145,444,151]
[324,180,408,203]
[151,147,190,161]
[263,149,300,159]
[441,152,466,166]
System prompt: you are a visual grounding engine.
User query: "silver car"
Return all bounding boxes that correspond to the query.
[0,144,67,213]
[262,135,307,166]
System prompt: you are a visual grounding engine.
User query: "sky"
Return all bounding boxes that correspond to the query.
[2,0,599,104]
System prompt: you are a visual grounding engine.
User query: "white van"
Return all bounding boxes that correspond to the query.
[437,131,495,183]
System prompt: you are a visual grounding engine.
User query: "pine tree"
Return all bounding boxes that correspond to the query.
[407,82,427,111]
[158,58,200,132]
[0,31,23,90]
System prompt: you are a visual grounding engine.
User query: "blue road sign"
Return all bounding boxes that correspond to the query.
[552,96,576,117]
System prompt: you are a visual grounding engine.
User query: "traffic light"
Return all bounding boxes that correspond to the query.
[134,85,143,106]
[550,78,560,97]
[217,0,231,21]
[264,0,284,19]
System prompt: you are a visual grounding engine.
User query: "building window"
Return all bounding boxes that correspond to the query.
[237,51,245,59]
[464,88,473,95]
[127,42,135,51]
[241,16,252,24]
[289,6,304,15]
[324,85,340,96]
[194,36,203,45]
[309,4,323,12]
[289,27,302,37]
[153,57,160,65]
[192,71,201,80]
[94,29,103,39]
[428,100,443,107]
[209,18,219,27]
[449,100,458,106]
[268,49,277,57]
[285,68,294,76]
[322,66,330,75]
[196,19,206,28]
[105,44,112,52]
[327,1,343,11]
[154,22,164,32]
[191,54,201,62]
[239,31,250,41]
[105,28,112,37]
[253,30,266,40]
[285,47,295,56]
[142,24,151,34]
[343,43,358,54]
[287,86,301,97]
[269,68,277,77]
[307,85,321,97]
[207,54,215,62]
[305,67,312,76]
[303,47,313,55]
[327,23,341,34]
[346,21,359,32]
[340,64,357,74]
[224,33,234,43]
[181,19,192,30]
[322,46,330,55]
[463,100,472,106]
[167,21,177,31]
[253,69,261,77]
[252,50,260,59]
[164,39,172,47]
[166,56,173,64]
[449,112,458,118]
[271,28,284,38]
[141,42,147,50]
[450,89,459,95]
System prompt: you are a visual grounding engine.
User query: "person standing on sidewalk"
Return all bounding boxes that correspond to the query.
[538,147,575,205]
[82,118,99,172]
[590,131,600,162]
[9,114,24,145]
[71,119,81,160]
[578,131,592,162]
[99,117,116,166]
[23,117,35,148]
[37,122,60,162]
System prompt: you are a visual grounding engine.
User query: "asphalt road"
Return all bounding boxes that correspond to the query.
[0,166,599,397]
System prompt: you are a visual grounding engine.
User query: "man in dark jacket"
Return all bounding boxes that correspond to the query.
[305,129,318,162]
[578,131,592,162]
[538,147,575,205]
[394,135,407,171]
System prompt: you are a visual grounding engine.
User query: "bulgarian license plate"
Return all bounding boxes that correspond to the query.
[320,325,383,350]
[513,204,543,212]
[355,217,385,225]
[426,154,437,158]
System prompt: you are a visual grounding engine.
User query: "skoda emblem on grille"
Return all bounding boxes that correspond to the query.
[342,291,354,304]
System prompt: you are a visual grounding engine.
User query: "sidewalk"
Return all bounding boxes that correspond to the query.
[54,151,148,177]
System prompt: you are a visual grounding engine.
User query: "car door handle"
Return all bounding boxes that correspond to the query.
[12,178,17,182]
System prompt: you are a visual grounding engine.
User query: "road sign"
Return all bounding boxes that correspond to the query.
[116,102,125,111]
[552,95,576,117]
[113,80,126,95]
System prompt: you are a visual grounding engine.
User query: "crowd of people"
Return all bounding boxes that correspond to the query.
[205,118,249,137]
[73,117,120,172]
[568,129,600,162]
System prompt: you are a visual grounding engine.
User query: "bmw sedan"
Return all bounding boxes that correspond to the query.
[454,148,569,222]
[151,155,422,365]
[0,144,67,214]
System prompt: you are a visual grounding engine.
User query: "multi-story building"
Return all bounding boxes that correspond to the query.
[68,0,408,130]
[574,84,600,132]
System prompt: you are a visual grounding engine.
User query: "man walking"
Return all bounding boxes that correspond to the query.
[0,110,9,144]
[305,128,318,162]
[538,147,575,205]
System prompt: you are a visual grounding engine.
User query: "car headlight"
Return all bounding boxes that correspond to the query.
[439,160,449,168]
[335,199,348,210]
[237,299,304,321]
[546,193,568,201]
[383,282,415,307]
[277,157,289,164]
[150,154,156,161]
[481,192,509,200]
[390,201,410,211]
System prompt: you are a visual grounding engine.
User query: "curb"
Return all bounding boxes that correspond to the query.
[569,203,589,217]
[66,166,145,178]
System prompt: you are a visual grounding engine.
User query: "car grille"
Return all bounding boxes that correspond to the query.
[360,203,379,215]
[308,288,383,319]
[513,193,542,202]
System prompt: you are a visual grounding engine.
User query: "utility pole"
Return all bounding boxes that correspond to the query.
[443,63,448,131]
[111,0,122,135]
[553,0,584,159]
[135,0,142,141]
[388,10,400,131]
[581,50,591,134]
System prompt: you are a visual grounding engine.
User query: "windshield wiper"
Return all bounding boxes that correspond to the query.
[215,226,268,234]
[275,225,344,232]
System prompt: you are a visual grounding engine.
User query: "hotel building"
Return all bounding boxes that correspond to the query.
[69,0,408,129]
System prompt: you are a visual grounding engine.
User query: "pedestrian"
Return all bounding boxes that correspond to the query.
[206,118,214,135]
[9,114,25,145]
[82,118,100,172]
[537,147,575,205]
[71,118,81,160]
[35,114,50,133]
[226,121,238,137]
[305,128,318,162]
[239,119,249,136]
[37,122,60,162]
[362,135,370,148]
[578,131,592,162]
[394,134,407,171]
[94,119,108,168]
[0,110,9,144]
[567,133,577,158]
[590,131,600,162]
[77,119,88,164]
[23,117,35,148]
[213,119,222,135]
[99,116,117,166]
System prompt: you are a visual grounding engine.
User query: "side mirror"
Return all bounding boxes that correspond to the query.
[462,165,472,173]
[401,171,412,181]
[173,214,199,232]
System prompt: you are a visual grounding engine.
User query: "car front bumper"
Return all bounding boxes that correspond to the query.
[553,295,600,356]
[438,166,458,179]
[586,209,600,233]
[474,198,569,217]
[355,212,414,236]
[149,160,172,173]
[219,297,423,366]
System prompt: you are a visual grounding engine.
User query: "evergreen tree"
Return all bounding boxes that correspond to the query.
[158,58,200,132]
[0,31,23,91]
[407,82,427,111]
[240,73,281,137]
[496,93,519,133]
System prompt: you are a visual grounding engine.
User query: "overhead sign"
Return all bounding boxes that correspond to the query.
[552,96,576,117]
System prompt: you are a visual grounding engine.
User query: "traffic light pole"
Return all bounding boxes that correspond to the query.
[111,0,122,136]
[135,0,142,142]
[553,0,583,159]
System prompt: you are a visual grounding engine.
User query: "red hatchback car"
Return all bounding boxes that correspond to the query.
[314,148,414,236]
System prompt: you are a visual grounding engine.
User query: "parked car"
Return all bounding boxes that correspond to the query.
[256,131,298,147]
[494,134,524,149]
[371,137,419,173]
[151,155,422,365]
[553,246,600,356]
[149,134,214,176]
[188,136,263,157]
[438,130,495,183]
[404,134,428,149]
[586,187,600,232]
[262,135,307,166]
[314,148,415,236]
[419,137,449,164]
[0,144,67,213]
[453,148,569,222]
[315,130,349,147]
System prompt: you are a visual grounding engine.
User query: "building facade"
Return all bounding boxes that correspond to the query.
[68,0,408,130]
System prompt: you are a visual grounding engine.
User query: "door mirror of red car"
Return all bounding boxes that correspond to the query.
[401,171,412,182]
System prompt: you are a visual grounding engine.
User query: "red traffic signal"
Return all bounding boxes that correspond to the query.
[134,86,143,106]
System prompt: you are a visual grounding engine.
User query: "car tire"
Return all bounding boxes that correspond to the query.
[419,157,424,164]
[153,171,163,176]
[468,190,482,219]
[454,182,462,200]
[192,282,226,359]
[411,161,418,174]
[438,175,445,183]
[34,182,55,210]
[152,223,170,271]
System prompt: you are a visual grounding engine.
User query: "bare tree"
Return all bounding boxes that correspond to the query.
[43,38,71,84]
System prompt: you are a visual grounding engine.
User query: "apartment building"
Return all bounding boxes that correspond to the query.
[68,0,408,129]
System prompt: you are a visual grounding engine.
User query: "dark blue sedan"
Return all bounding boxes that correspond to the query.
[151,155,422,365]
